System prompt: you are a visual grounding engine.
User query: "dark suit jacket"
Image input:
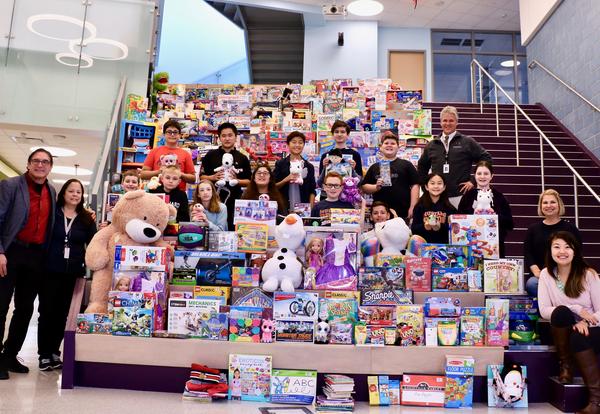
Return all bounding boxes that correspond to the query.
[0,174,57,254]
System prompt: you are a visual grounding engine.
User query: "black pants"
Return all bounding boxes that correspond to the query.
[551,305,600,353]
[0,244,45,357]
[38,272,77,358]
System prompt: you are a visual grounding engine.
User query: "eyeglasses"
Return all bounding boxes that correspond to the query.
[255,171,270,176]
[323,183,342,189]
[165,130,180,136]
[30,159,51,166]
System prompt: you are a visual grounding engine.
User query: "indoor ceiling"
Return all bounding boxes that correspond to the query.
[295,0,520,31]
[0,124,104,191]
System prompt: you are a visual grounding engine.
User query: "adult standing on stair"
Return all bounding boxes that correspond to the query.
[0,149,56,380]
[538,231,600,414]
[417,105,492,209]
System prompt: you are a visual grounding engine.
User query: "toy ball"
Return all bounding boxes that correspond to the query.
[406,235,427,257]
[177,224,206,248]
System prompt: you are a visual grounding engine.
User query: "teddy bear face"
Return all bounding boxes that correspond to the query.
[221,153,234,168]
[160,153,178,167]
[111,190,175,244]
[344,176,358,188]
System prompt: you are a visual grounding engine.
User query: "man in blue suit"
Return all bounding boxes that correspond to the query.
[0,148,56,380]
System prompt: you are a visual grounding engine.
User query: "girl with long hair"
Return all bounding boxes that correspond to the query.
[411,173,457,244]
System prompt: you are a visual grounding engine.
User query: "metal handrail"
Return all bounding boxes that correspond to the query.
[529,60,600,113]
[470,59,600,226]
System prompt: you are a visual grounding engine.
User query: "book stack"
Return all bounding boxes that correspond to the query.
[316,374,355,412]
[182,363,228,402]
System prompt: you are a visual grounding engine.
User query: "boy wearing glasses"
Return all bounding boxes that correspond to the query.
[141,119,196,191]
[310,171,354,218]
[362,132,420,220]
[0,149,56,380]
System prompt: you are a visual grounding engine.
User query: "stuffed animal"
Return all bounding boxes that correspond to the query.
[289,160,304,185]
[191,203,205,222]
[159,153,178,167]
[150,71,169,115]
[261,319,274,343]
[340,176,362,204]
[261,214,305,292]
[374,217,411,255]
[85,190,175,313]
[214,153,241,187]
[315,320,330,344]
[146,176,161,191]
[473,188,494,214]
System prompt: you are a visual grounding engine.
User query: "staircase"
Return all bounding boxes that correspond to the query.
[423,102,600,270]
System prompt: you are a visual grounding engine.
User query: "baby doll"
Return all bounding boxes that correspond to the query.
[191,203,205,222]
[114,276,131,292]
[305,237,324,272]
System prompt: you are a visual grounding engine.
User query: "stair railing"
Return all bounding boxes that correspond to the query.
[470,59,600,227]
[529,60,600,114]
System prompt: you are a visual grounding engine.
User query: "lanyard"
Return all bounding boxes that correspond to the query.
[63,210,77,244]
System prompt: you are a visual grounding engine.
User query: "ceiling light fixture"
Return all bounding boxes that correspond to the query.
[500,59,520,68]
[69,37,128,61]
[26,14,97,42]
[494,69,513,77]
[347,0,384,17]
[52,165,93,176]
[55,52,94,68]
[31,146,77,157]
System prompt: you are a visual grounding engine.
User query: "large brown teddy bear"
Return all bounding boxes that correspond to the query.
[85,190,176,313]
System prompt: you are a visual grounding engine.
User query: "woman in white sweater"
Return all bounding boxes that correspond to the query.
[538,231,600,414]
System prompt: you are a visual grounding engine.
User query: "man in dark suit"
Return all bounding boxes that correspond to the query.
[0,149,56,380]
[417,105,492,208]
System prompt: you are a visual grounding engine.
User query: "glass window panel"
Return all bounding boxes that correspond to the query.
[432,31,472,52]
[475,55,516,104]
[433,54,472,103]
[516,34,526,54]
[474,33,512,53]
[517,56,528,104]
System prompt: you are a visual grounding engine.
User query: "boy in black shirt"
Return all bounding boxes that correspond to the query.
[148,165,190,222]
[361,132,420,220]
[311,171,354,217]
[318,120,363,178]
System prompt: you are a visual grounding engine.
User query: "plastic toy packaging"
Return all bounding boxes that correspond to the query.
[379,160,392,186]
[424,297,461,317]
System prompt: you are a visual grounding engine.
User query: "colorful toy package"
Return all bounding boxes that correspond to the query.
[167,297,221,337]
[448,214,499,259]
[192,286,230,304]
[437,319,460,346]
[424,297,461,317]
[329,322,354,345]
[420,244,470,268]
[113,245,169,271]
[404,256,432,292]
[358,306,395,326]
[108,291,155,337]
[318,298,358,324]
[424,317,459,347]
[270,369,317,405]
[228,354,272,402]
[432,268,468,291]
[76,313,111,335]
[483,259,524,294]
[395,305,424,346]
[486,298,510,346]
[460,307,486,346]
[274,292,318,343]
[235,222,269,253]
[231,287,273,308]
[360,288,413,306]
[173,250,246,285]
[401,374,446,407]
[228,306,263,342]
[231,267,260,287]
[444,355,474,408]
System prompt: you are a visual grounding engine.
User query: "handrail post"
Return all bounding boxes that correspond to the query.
[470,61,475,103]
[478,66,483,113]
[514,105,520,166]
[540,134,545,191]
[494,84,499,137]
[573,175,579,227]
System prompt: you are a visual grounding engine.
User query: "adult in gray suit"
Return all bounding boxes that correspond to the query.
[0,148,56,380]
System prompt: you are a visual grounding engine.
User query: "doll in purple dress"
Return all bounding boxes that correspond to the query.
[316,233,357,285]
[305,237,324,272]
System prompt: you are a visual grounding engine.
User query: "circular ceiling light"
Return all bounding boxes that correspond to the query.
[69,37,129,61]
[52,165,93,176]
[347,0,384,16]
[55,52,93,68]
[53,178,90,185]
[27,14,97,42]
[494,69,513,77]
[31,146,77,157]
[500,59,521,68]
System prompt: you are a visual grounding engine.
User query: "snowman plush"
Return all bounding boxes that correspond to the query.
[261,214,305,292]
[214,152,241,187]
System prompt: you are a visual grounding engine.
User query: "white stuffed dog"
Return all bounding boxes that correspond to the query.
[214,152,241,187]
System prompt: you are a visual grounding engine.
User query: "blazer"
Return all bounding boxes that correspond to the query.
[0,174,57,254]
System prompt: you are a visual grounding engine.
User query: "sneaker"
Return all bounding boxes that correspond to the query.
[50,354,63,369]
[39,358,53,371]
[6,356,29,373]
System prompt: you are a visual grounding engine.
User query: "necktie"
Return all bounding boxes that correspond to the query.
[443,135,449,146]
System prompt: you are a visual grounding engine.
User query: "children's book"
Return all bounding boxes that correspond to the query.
[483,259,524,293]
[228,354,272,402]
[235,222,269,253]
[486,298,510,346]
[401,374,446,407]
[404,256,432,292]
[460,307,486,346]
[270,369,317,405]
[444,355,474,408]
[395,305,424,346]
[487,364,528,408]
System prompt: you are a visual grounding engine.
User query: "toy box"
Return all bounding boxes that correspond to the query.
[424,297,461,317]
[229,306,263,342]
[486,298,510,346]
[275,320,315,343]
[173,250,246,285]
[360,288,413,306]
[358,267,384,290]
[274,292,318,343]
[389,379,401,404]
[395,305,424,346]
[401,374,446,407]
[358,306,395,326]
[448,214,500,259]
[437,319,460,346]
[231,287,273,308]
[483,259,524,293]
[318,298,358,323]
[329,322,353,344]
[192,286,230,304]
[234,199,278,240]
[113,245,169,271]
[167,298,221,337]
[432,268,468,291]
[444,355,475,408]
[109,291,155,337]
[420,244,469,268]
[235,222,269,253]
[270,369,317,405]
[487,364,528,408]
[320,208,361,228]
[228,354,272,402]
[375,254,403,267]
[404,256,432,292]
[208,231,238,252]
[460,307,486,346]
[76,313,111,335]
[231,267,260,287]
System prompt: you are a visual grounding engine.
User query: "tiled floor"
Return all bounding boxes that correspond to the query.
[0,302,563,414]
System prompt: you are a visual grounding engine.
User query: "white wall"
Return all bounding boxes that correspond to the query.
[377,27,432,100]
[519,0,561,45]
[303,21,378,83]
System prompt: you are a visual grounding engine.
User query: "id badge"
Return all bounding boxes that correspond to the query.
[64,247,70,259]
[443,163,450,174]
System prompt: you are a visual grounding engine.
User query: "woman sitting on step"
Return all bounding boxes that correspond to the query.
[538,231,600,414]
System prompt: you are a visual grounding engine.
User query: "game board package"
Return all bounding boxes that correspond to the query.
[460,307,486,346]
[444,355,475,408]
[395,305,424,346]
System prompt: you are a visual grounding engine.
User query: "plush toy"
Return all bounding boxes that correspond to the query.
[214,153,241,187]
[260,319,274,343]
[85,190,175,313]
[315,320,330,344]
[405,234,427,256]
[159,153,178,167]
[261,214,305,292]
[374,217,411,255]
[289,160,304,185]
[473,188,494,214]
[191,203,205,222]
[150,71,169,115]
[339,176,362,204]
[146,176,161,191]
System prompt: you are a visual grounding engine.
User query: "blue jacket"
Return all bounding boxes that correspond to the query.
[0,174,57,254]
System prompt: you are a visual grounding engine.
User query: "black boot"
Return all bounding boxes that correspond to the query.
[0,354,8,380]
[552,326,574,383]
[573,348,600,414]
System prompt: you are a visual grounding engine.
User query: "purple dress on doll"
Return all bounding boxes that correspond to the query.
[316,235,356,284]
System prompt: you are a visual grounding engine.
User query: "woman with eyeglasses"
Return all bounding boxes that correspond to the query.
[310,171,354,218]
[242,164,288,218]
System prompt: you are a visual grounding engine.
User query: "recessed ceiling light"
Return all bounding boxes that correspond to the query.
[31,146,77,157]
[494,69,513,77]
[52,165,93,176]
[347,0,384,17]
[26,14,97,42]
[53,178,90,185]
[500,59,520,68]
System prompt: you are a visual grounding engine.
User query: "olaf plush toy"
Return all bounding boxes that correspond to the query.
[214,153,241,188]
[374,217,411,255]
[261,214,305,292]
